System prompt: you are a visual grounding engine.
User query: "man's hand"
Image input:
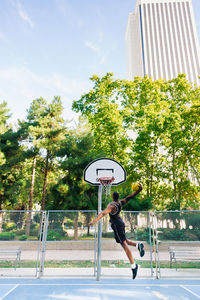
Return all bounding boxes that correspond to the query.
[88,221,94,226]
[121,183,143,205]
[132,182,143,193]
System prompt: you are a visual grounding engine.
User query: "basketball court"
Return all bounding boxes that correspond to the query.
[0,278,200,300]
[0,158,200,299]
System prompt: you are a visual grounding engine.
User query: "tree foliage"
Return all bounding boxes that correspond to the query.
[0,73,199,212]
[73,73,200,210]
[72,73,129,162]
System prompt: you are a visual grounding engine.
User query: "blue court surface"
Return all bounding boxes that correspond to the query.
[0,278,200,300]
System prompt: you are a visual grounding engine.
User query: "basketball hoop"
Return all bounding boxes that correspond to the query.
[98,177,115,196]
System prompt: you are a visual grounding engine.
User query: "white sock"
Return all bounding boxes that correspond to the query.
[131,263,136,269]
[136,243,139,249]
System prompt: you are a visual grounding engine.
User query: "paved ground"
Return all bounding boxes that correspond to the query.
[0,267,200,279]
[20,249,165,261]
[0,278,200,300]
[1,248,200,279]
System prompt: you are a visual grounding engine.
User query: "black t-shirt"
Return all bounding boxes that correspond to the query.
[109,202,125,226]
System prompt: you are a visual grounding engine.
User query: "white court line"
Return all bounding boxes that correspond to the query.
[0,283,199,287]
[0,284,19,300]
[180,285,200,299]
[152,291,168,300]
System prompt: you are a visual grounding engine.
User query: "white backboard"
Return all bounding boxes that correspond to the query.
[84,158,126,186]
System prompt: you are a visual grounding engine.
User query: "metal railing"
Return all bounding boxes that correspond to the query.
[0,210,45,277]
[0,210,199,279]
[154,210,200,278]
[42,210,97,278]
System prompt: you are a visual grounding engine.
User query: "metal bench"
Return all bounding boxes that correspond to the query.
[0,247,21,270]
[168,246,200,270]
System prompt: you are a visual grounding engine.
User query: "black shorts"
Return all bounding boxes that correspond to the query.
[111,223,126,244]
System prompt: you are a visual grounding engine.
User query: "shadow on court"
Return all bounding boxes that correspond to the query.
[0,278,200,300]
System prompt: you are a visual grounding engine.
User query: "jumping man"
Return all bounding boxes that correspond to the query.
[89,183,144,279]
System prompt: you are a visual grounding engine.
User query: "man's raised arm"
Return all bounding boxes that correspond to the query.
[120,183,143,206]
[88,204,113,226]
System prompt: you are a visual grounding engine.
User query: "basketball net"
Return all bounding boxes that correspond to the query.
[98,177,115,196]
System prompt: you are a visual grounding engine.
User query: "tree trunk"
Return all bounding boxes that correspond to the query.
[190,163,200,186]
[127,213,135,232]
[172,143,177,202]
[0,198,2,233]
[41,151,50,211]
[74,214,78,240]
[102,214,109,233]
[26,157,37,235]
[86,214,90,236]
[150,139,158,198]
[146,163,150,198]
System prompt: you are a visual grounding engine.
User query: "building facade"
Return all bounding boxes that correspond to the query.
[126,0,200,83]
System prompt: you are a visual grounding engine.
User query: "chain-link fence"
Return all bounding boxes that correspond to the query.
[0,210,199,279]
[154,211,200,278]
[0,210,44,277]
[42,210,97,277]
[100,211,153,278]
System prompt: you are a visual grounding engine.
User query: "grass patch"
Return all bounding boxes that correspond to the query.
[159,261,200,269]
[0,260,200,269]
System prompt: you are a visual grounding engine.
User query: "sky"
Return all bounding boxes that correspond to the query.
[0,0,200,126]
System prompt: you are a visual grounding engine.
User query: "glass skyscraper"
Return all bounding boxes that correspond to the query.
[126,0,200,83]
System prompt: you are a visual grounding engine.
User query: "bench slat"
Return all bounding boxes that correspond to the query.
[0,247,21,269]
[168,246,200,270]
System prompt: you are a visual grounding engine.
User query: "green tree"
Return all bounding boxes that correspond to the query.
[185,86,200,190]
[49,119,97,211]
[0,102,10,169]
[0,128,25,210]
[120,74,200,210]
[46,119,97,238]
[161,75,200,209]
[27,97,66,210]
[121,76,168,207]
[72,73,129,163]
[73,73,200,210]
[19,98,47,233]
[0,102,11,231]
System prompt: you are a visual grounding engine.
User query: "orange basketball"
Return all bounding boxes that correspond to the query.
[132,182,140,192]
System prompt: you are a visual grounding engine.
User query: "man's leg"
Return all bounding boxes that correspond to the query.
[126,239,137,247]
[121,240,138,279]
[127,239,145,257]
[121,240,134,263]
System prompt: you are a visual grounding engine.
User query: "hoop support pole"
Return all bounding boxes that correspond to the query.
[96,185,102,281]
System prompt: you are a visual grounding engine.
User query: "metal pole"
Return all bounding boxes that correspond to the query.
[152,212,158,279]
[148,212,153,278]
[156,240,161,279]
[40,211,49,277]
[152,213,160,279]
[94,211,97,276]
[96,185,102,281]
[36,211,45,278]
